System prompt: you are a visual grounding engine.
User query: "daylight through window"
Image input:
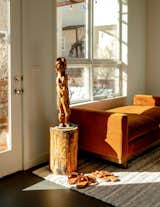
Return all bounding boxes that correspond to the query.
[57,0,128,104]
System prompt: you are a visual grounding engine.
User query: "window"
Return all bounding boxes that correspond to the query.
[57,0,128,104]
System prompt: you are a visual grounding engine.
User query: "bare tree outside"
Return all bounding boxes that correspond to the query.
[0,0,9,152]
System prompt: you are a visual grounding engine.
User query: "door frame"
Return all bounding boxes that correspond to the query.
[0,0,23,177]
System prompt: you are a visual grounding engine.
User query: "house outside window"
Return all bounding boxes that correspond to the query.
[57,0,128,104]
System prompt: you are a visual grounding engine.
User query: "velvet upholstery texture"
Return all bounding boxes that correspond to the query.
[70,95,160,167]
[107,106,159,140]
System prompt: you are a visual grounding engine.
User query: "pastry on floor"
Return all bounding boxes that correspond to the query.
[76,175,89,189]
[67,172,79,185]
[89,170,119,182]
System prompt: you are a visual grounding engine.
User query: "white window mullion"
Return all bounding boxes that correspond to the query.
[119,0,123,96]
[89,63,93,101]
[85,0,89,59]
[89,0,93,101]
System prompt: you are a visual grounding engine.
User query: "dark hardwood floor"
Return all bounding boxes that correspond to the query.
[0,169,114,207]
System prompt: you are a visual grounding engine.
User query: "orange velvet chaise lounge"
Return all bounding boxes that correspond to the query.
[70,95,160,167]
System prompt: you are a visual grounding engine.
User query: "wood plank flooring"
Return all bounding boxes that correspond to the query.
[0,169,114,207]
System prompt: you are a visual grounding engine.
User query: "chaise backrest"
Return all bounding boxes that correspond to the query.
[134,94,160,106]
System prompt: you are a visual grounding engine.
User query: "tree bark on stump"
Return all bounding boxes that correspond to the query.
[50,126,78,175]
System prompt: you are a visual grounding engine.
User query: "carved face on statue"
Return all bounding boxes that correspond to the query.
[56,57,66,74]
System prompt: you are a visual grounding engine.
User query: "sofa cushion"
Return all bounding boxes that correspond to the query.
[127,114,158,141]
[107,105,160,121]
[137,106,160,123]
[134,95,160,106]
[107,106,159,141]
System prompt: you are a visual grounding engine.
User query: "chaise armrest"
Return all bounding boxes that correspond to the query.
[134,94,160,106]
[70,107,128,166]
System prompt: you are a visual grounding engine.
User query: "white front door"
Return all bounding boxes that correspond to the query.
[0,0,22,177]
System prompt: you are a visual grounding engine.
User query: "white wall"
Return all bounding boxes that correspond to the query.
[21,0,149,169]
[127,0,147,103]
[147,0,160,95]
[22,0,57,169]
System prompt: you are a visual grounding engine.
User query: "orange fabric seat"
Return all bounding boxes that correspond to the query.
[107,106,160,141]
[70,95,160,167]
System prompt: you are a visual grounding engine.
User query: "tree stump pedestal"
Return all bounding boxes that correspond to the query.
[50,126,78,175]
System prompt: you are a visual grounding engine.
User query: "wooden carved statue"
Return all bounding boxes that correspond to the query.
[55,57,71,127]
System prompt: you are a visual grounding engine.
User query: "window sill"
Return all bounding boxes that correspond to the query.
[70,96,127,111]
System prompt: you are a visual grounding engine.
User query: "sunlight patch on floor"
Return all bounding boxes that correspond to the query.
[23,180,66,191]
[33,166,160,187]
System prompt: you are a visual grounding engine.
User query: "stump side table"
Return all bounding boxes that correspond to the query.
[50,126,78,175]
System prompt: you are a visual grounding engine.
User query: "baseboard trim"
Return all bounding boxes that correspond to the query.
[23,152,49,170]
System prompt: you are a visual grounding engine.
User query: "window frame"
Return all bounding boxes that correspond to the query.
[57,0,127,104]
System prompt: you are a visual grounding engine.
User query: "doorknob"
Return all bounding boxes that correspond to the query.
[14,89,23,95]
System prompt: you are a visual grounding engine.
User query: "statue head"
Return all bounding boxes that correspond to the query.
[56,57,66,74]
